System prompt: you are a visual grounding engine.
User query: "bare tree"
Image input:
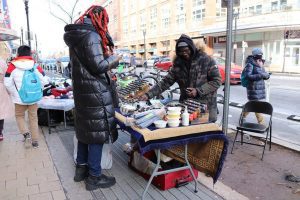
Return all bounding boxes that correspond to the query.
[48,0,80,24]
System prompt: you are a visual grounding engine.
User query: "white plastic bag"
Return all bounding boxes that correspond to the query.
[73,135,113,169]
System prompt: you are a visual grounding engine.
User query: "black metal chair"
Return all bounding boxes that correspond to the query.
[231,101,273,160]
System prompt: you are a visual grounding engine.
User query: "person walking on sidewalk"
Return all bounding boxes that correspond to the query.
[243,48,271,124]
[64,5,120,191]
[139,34,222,122]
[4,45,48,148]
[0,59,14,141]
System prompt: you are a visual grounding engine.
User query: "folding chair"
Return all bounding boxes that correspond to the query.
[231,101,273,160]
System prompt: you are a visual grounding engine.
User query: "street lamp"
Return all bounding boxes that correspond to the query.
[23,0,31,47]
[142,29,146,69]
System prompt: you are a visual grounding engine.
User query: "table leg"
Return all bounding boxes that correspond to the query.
[64,111,67,128]
[47,109,51,134]
[184,144,198,193]
[142,149,161,200]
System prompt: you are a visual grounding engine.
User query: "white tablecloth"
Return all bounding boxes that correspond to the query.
[37,98,74,111]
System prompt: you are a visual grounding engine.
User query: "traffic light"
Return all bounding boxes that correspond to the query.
[284,30,290,39]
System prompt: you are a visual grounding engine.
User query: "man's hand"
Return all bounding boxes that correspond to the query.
[139,94,149,101]
[186,88,197,97]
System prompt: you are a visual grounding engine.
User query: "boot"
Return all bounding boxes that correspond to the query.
[74,164,88,182]
[85,174,116,191]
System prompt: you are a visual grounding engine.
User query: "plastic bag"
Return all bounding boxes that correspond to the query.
[73,135,112,169]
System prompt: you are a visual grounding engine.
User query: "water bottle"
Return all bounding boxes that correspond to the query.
[181,106,190,126]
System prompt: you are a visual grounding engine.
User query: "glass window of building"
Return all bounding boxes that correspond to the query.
[192,0,206,21]
[271,1,278,11]
[256,5,262,14]
[176,0,186,27]
[140,11,146,30]
[149,7,157,33]
[249,6,254,15]
[131,15,137,34]
[161,3,171,30]
[123,0,129,16]
[280,0,287,9]
[216,0,226,17]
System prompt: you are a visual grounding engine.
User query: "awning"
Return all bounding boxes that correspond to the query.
[0,27,19,41]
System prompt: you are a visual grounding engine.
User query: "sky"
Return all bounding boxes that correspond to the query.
[8,0,94,58]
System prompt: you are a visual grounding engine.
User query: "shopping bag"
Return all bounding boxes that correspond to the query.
[73,135,113,169]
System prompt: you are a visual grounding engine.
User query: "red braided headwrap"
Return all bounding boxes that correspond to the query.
[76,5,111,55]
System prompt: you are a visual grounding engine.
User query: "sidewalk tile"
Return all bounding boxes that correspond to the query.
[6,178,28,189]
[17,185,39,197]
[28,175,48,185]
[0,187,17,200]
[0,171,17,181]
[52,190,67,200]
[39,180,62,193]
[29,192,53,200]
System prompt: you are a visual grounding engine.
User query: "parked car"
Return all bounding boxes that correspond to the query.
[145,55,160,68]
[135,57,144,67]
[213,56,242,84]
[154,57,173,71]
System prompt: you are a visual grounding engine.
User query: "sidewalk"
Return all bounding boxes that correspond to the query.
[0,117,66,200]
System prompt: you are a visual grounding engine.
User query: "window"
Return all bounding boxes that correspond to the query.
[176,0,185,26]
[271,1,278,11]
[161,4,171,29]
[140,11,146,30]
[122,0,129,16]
[216,0,226,17]
[123,19,128,35]
[149,7,157,32]
[192,0,206,21]
[280,0,287,9]
[256,5,262,14]
[130,15,136,34]
[249,6,255,14]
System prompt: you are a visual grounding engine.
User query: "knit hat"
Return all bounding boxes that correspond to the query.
[177,42,188,48]
[252,48,263,56]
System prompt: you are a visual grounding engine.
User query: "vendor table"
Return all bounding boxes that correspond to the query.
[37,98,75,134]
[115,112,228,200]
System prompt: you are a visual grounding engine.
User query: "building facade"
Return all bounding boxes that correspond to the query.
[98,0,300,73]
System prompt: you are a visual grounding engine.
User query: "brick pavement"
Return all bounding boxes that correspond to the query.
[0,117,66,200]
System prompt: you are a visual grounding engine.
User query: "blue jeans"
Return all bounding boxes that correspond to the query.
[76,141,103,177]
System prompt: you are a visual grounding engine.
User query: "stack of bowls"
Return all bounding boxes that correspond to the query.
[166,107,181,127]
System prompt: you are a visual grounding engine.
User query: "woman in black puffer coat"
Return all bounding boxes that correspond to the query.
[64,6,120,191]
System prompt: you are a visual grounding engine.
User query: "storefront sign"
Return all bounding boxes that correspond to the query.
[217,36,226,43]
[285,30,300,39]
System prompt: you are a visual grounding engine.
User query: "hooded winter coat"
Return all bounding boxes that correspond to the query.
[244,56,270,100]
[63,21,119,144]
[147,34,222,122]
[4,56,48,105]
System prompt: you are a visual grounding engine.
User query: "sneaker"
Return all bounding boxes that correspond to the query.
[85,174,116,191]
[0,134,3,141]
[32,141,39,148]
[23,132,31,148]
[74,164,88,182]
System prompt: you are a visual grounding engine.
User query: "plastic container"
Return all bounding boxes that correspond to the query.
[181,106,190,126]
[154,120,167,129]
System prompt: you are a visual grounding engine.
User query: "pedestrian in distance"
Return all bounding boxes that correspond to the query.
[139,34,222,122]
[4,45,48,148]
[0,58,14,141]
[64,5,121,191]
[242,48,271,124]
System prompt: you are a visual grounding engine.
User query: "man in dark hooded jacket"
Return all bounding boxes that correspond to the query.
[140,34,222,122]
[243,48,270,124]
[64,5,120,191]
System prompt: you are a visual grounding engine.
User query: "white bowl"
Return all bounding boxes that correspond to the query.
[167,110,181,115]
[167,118,180,123]
[168,120,180,127]
[167,107,182,112]
[154,120,167,129]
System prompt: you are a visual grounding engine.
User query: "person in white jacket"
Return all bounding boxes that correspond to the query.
[4,45,48,148]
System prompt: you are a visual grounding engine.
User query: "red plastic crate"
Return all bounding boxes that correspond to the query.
[129,151,198,190]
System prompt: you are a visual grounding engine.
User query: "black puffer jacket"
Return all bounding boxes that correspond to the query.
[64,23,119,144]
[147,34,221,122]
[244,56,269,100]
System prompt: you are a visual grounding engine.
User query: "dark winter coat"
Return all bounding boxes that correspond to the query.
[244,56,270,101]
[147,34,222,122]
[63,22,119,144]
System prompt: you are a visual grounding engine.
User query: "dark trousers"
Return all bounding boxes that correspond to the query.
[0,119,4,134]
[76,141,103,177]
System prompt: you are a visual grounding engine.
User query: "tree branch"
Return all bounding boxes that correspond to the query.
[49,10,68,25]
[70,0,79,23]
